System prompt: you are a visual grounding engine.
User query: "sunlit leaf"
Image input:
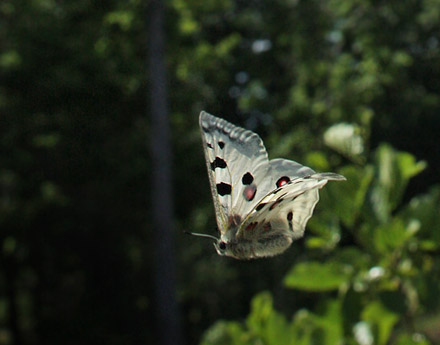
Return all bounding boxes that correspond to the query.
[246,292,292,345]
[373,217,416,254]
[371,145,426,222]
[361,300,399,345]
[319,165,374,227]
[200,321,248,345]
[104,10,134,31]
[314,299,344,345]
[324,122,364,159]
[284,261,351,291]
[305,151,330,172]
[290,310,320,345]
[401,186,440,243]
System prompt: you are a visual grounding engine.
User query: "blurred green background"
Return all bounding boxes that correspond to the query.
[1,0,440,344]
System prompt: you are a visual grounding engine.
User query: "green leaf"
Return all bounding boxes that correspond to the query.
[373,217,416,254]
[394,333,431,345]
[246,291,275,330]
[324,122,365,160]
[401,186,440,243]
[319,165,374,227]
[246,292,292,345]
[289,300,344,345]
[306,215,340,249]
[314,299,344,345]
[305,151,330,172]
[397,152,427,181]
[290,310,320,345]
[361,300,399,345]
[104,10,134,31]
[334,247,371,272]
[0,50,22,68]
[200,321,247,345]
[371,145,426,222]
[284,261,351,291]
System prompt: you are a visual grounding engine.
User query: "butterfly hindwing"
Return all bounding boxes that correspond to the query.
[237,177,323,242]
[237,173,346,244]
[234,158,316,240]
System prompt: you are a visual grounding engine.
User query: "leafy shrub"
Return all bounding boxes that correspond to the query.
[200,127,439,345]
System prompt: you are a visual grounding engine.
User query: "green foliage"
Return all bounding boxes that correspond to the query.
[362,300,399,345]
[2,0,440,344]
[201,293,347,345]
[371,144,427,223]
[201,140,440,345]
[284,261,352,292]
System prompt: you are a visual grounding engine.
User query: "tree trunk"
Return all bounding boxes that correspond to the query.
[148,1,183,345]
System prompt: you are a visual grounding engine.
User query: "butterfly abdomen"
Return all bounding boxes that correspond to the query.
[228,235,293,259]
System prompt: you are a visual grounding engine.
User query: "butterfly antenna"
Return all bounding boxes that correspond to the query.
[184,231,218,241]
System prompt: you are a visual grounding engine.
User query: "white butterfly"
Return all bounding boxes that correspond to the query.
[189,111,346,259]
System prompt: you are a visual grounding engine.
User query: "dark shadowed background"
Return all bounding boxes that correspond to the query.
[1,0,440,344]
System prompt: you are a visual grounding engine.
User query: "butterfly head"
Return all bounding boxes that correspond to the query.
[213,239,228,256]
[185,231,228,256]
[184,231,232,256]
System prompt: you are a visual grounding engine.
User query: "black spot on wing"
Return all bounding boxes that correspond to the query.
[241,172,254,185]
[201,125,210,133]
[287,211,293,231]
[211,157,227,170]
[218,141,225,149]
[207,143,213,149]
[269,199,284,210]
[256,203,266,211]
[217,183,232,196]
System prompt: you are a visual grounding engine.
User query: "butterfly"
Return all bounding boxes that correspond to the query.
[188,111,346,259]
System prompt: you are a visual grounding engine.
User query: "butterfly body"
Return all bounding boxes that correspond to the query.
[197,111,346,260]
[217,232,293,260]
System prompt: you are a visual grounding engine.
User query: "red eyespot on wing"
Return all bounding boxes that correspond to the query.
[243,185,257,201]
[276,176,290,188]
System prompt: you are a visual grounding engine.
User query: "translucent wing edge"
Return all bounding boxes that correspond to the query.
[200,111,268,161]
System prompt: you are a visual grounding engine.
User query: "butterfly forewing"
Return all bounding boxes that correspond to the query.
[269,159,315,184]
[199,112,276,232]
